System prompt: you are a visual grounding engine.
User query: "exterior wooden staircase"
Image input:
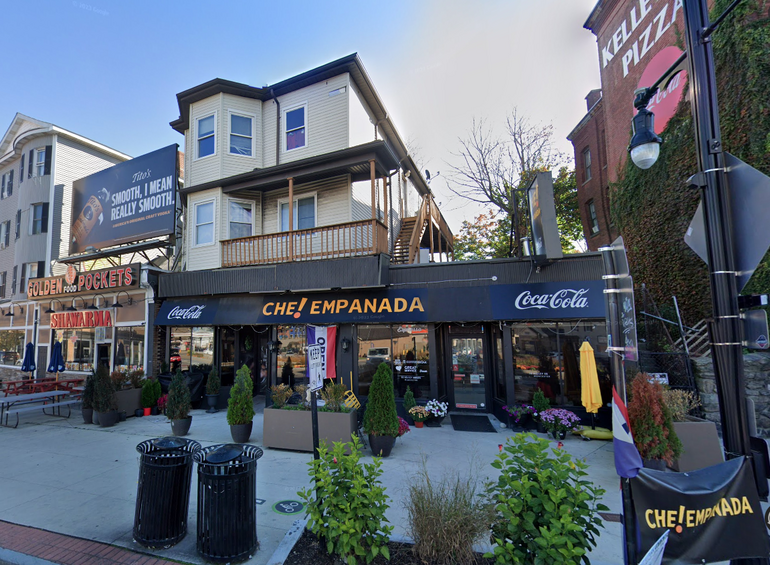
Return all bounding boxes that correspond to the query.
[392,216,418,264]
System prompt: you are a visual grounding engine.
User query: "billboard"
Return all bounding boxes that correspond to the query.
[527,171,563,260]
[69,144,178,254]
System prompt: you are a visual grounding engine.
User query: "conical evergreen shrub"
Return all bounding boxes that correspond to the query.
[363,362,398,437]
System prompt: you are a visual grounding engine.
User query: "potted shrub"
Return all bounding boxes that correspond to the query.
[502,404,535,430]
[362,362,399,457]
[532,390,550,433]
[81,373,95,424]
[263,382,358,452]
[167,369,192,436]
[205,367,221,413]
[628,373,683,470]
[408,405,430,428]
[663,388,723,472]
[540,408,582,440]
[141,378,159,416]
[114,370,142,416]
[93,364,118,427]
[403,386,416,424]
[228,364,255,443]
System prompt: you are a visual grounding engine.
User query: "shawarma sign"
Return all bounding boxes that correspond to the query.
[27,263,139,300]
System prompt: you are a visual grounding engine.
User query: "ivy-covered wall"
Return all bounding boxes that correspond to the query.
[611,0,770,324]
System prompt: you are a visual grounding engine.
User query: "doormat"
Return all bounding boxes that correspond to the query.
[450,414,497,433]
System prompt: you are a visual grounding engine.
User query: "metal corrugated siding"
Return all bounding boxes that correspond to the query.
[159,255,386,298]
[389,254,604,288]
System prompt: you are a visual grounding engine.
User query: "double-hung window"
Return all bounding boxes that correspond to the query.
[1,171,12,198]
[285,105,306,151]
[35,148,46,177]
[194,201,215,246]
[197,114,216,158]
[280,195,315,231]
[0,272,5,298]
[31,203,49,235]
[587,200,600,235]
[0,221,9,248]
[229,201,253,239]
[229,114,253,156]
[583,148,592,182]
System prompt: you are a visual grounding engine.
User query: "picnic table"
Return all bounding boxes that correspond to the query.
[1,377,83,396]
[0,390,77,428]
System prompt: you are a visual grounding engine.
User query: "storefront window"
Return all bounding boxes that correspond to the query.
[357,324,430,398]
[277,325,306,387]
[170,327,214,373]
[58,329,95,372]
[114,326,145,372]
[0,330,24,366]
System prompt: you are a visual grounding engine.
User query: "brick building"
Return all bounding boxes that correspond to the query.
[569,0,688,249]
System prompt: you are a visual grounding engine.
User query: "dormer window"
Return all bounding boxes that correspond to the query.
[285,105,306,151]
[197,114,216,159]
[230,113,253,156]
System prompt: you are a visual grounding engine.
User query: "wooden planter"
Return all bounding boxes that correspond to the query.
[671,417,724,472]
[263,408,357,452]
[114,388,142,416]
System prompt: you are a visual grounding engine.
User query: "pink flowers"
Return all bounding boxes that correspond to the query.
[540,408,582,433]
[397,416,410,437]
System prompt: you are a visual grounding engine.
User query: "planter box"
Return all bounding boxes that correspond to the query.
[263,407,357,452]
[114,388,142,416]
[671,417,724,472]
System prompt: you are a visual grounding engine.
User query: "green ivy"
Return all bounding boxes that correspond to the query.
[611,0,770,323]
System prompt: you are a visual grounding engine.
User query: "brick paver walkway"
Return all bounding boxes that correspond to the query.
[0,520,189,565]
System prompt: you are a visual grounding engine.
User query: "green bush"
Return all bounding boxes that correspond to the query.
[298,436,392,565]
[93,364,116,413]
[205,367,220,396]
[485,434,607,564]
[403,386,416,414]
[362,362,398,437]
[227,364,254,425]
[628,373,682,464]
[532,390,550,418]
[406,461,494,565]
[141,378,158,409]
[319,381,347,412]
[82,373,95,410]
[166,369,191,420]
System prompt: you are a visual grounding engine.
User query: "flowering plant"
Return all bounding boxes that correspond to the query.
[502,404,536,424]
[397,416,410,437]
[409,406,430,422]
[426,399,448,419]
[157,393,168,413]
[540,408,581,433]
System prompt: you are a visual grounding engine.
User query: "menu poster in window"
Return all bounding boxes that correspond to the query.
[394,358,427,382]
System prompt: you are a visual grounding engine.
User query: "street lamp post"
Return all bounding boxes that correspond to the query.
[630,1,768,563]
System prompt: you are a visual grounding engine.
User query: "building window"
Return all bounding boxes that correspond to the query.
[197,114,216,158]
[276,325,307,386]
[21,261,42,295]
[194,200,215,246]
[169,326,214,373]
[229,113,253,156]
[19,155,24,182]
[1,171,12,199]
[583,148,592,182]
[229,200,253,239]
[115,326,145,372]
[279,194,315,231]
[35,148,46,177]
[588,200,600,235]
[56,328,94,372]
[0,272,5,298]
[0,330,24,365]
[285,105,306,151]
[31,203,49,235]
[15,210,20,240]
[11,266,16,294]
[0,221,9,248]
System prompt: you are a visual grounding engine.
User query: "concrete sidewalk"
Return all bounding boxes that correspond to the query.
[0,398,623,565]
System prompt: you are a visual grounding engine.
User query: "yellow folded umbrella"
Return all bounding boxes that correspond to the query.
[580,341,602,414]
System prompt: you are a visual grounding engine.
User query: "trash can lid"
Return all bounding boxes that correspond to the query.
[151,437,186,450]
[205,444,243,464]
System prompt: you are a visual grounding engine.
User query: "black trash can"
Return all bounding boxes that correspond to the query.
[195,443,264,562]
[133,437,201,548]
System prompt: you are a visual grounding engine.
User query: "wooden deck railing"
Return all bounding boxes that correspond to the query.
[221,219,389,267]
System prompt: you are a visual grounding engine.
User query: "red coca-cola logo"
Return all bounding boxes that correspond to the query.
[637,46,687,134]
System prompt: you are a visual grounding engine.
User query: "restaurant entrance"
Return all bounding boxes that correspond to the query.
[448,325,488,411]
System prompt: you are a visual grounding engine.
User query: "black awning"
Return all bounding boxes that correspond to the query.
[154,298,219,326]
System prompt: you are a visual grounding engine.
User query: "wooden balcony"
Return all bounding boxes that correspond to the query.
[221,219,389,267]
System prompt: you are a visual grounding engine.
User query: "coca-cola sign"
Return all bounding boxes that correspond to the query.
[514,289,590,311]
[167,305,206,320]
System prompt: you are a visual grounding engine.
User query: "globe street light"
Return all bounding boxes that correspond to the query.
[628,88,662,170]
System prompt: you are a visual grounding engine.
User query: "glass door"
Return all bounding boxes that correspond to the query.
[451,336,486,410]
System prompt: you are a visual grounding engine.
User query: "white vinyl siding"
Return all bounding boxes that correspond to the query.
[349,79,375,147]
[186,189,221,271]
[272,73,349,165]
[188,97,221,186]
[262,176,349,235]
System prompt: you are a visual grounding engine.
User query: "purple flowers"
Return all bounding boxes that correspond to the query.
[503,404,535,423]
[540,408,581,433]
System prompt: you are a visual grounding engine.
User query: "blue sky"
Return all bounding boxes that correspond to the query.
[1,0,600,230]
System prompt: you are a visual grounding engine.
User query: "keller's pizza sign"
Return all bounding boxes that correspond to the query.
[27,263,139,300]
